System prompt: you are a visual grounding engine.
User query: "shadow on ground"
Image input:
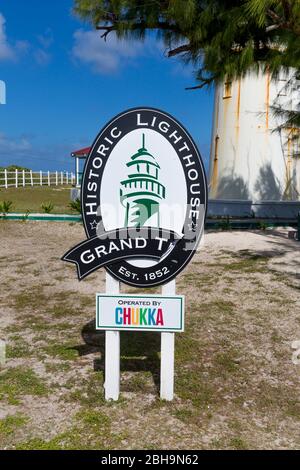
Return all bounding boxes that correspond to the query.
[73,320,161,392]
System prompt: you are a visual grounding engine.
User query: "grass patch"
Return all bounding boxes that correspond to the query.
[75,409,110,427]
[0,186,74,214]
[45,362,72,373]
[255,381,300,418]
[0,413,29,436]
[176,369,215,408]
[173,408,194,423]
[208,300,236,315]
[220,251,271,274]
[213,351,240,374]
[0,367,48,405]
[16,408,120,450]
[66,373,105,406]
[6,336,32,358]
[43,343,78,361]
[229,437,249,450]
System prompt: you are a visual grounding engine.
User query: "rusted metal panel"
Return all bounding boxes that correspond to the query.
[209,68,300,201]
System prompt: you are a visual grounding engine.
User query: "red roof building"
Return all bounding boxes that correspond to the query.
[71,147,91,158]
[71,147,91,186]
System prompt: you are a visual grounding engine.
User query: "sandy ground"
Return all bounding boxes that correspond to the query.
[0,221,299,450]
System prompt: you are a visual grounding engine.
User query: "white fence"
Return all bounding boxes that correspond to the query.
[0,170,75,188]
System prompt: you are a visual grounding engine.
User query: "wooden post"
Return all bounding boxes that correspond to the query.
[22,170,25,187]
[30,170,33,186]
[61,171,63,185]
[105,273,120,401]
[15,169,18,188]
[4,169,7,188]
[48,171,50,186]
[40,171,43,186]
[160,279,176,400]
[56,171,58,186]
[76,158,80,187]
[0,340,5,367]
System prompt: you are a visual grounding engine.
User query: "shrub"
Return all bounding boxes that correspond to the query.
[0,200,13,214]
[41,202,54,214]
[69,198,81,214]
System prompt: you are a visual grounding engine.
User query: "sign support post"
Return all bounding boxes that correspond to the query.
[104,273,120,401]
[161,280,176,400]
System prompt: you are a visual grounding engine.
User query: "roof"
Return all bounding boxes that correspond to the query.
[71,147,91,158]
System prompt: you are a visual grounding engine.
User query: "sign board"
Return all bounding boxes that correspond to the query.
[96,294,184,332]
[62,107,207,288]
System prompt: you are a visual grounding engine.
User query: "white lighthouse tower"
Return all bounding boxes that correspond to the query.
[209,69,300,201]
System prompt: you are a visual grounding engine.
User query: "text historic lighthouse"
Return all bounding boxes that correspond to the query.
[120,134,166,227]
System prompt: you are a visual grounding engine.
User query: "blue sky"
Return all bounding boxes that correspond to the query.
[0,0,213,172]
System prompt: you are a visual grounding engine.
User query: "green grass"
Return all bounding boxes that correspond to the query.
[16,408,120,450]
[42,343,79,361]
[6,336,32,358]
[0,367,48,405]
[0,414,29,436]
[229,437,249,450]
[1,241,299,449]
[66,373,106,407]
[0,186,76,214]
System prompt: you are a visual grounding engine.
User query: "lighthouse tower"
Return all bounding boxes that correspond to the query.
[209,68,300,201]
[120,134,166,227]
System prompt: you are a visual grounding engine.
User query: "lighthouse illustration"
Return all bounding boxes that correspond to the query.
[120,134,166,227]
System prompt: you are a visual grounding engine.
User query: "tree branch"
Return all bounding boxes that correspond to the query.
[96,25,116,40]
[168,44,191,57]
[185,76,216,90]
[96,20,182,39]
[266,7,300,35]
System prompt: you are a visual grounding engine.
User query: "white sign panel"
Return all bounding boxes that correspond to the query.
[96,293,184,332]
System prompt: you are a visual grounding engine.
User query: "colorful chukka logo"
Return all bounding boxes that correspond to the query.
[62,107,207,288]
[115,305,164,327]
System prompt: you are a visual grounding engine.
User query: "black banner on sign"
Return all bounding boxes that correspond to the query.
[62,227,182,280]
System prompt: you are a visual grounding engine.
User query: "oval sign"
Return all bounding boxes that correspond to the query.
[63,107,207,287]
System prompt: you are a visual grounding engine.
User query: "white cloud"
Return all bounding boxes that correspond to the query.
[0,133,77,170]
[72,29,145,74]
[37,28,54,49]
[0,12,49,65]
[0,12,15,60]
[0,132,32,153]
[34,48,51,66]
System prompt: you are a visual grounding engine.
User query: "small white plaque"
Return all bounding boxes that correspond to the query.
[96,293,184,332]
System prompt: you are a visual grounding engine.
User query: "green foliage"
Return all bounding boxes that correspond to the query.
[74,0,300,83]
[0,367,48,405]
[217,216,232,231]
[0,414,28,436]
[257,220,268,230]
[74,0,300,127]
[0,200,13,214]
[22,209,30,222]
[0,165,30,172]
[43,343,79,361]
[69,197,81,214]
[41,202,54,213]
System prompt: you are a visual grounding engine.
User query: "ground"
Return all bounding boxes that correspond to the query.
[0,186,75,214]
[0,221,299,450]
